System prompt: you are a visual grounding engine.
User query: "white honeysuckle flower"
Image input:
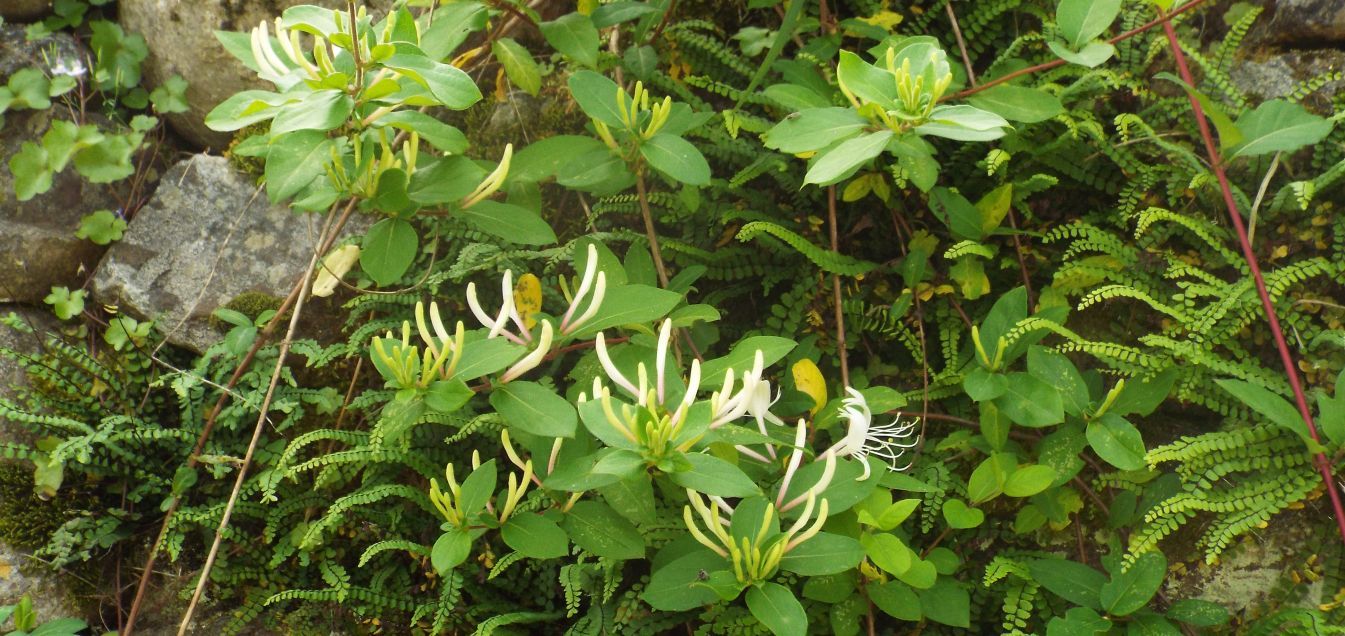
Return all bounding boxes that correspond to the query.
[499,320,553,383]
[826,387,920,481]
[655,319,672,405]
[594,332,640,397]
[561,244,607,335]
[709,350,765,428]
[466,269,529,344]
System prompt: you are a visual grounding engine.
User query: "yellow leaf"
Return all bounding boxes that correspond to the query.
[578,0,598,15]
[513,273,542,330]
[792,359,828,415]
[842,174,872,202]
[312,244,361,298]
[859,9,904,31]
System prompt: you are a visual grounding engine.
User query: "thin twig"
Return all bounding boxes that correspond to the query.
[122,198,358,635]
[1247,151,1281,247]
[1006,207,1035,307]
[828,186,850,388]
[176,205,337,634]
[635,171,672,287]
[944,1,977,87]
[1157,7,1345,546]
[947,0,1212,102]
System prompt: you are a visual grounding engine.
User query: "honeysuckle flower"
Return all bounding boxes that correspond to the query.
[826,387,920,480]
[708,350,766,428]
[560,244,607,335]
[461,144,513,209]
[467,269,528,344]
[683,488,830,585]
[498,319,553,383]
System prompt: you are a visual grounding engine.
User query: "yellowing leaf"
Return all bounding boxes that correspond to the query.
[842,174,873,202]
[792,358,828,415]
[859,9,904,30]
[514,273,542,330]
[312,244,361,298]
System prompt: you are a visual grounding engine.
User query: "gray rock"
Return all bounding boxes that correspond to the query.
[0,543,85,628]
[92,154,363,353]
[0,305,62,445]
[1255,0,1345,46]
[0,25,122,304]
[1231,49,1345,109]
[119,0,394,150]
[0,0,50,21]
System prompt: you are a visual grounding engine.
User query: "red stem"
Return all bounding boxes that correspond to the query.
[1157,11,1345,545]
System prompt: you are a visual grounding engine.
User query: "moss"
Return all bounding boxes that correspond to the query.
[224,122,270,177]
[209,291,286,330]
[0,463,81,551]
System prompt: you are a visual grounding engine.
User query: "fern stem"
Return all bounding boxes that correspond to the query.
[828,185,850,388]
[1158,9,1345,546]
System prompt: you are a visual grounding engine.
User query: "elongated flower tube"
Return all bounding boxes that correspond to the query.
[683,487,833,584]
[466,269,527,344]
[561,244,607,335]
[826,387,920,480]
[594,331,640,397]
[429,463,464,527]
[499,320,554,383]
[461,144,513,209]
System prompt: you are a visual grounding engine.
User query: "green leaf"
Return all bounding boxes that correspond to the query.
[382,54,483,109]
[804,130,893,186]
[746,582,807,636]
[490,381,578,437]
[919,579,970,628]
[1047,40,1115,68]
[270,89,353,134]
[862,533,912,576]
[1317,369,1345,446]
[452,336,526,381]
[458,459,497,518]
[836,50,897,107]
[1216,378,1313,444]
[1028,558,1106,610]
[567,70,626,127]
[205,89,288,132]
[1166,599,1230,627]
[561,501,645,560]
[644,548,726,610]
[360,218,418,286]
[1057,0,1122,48]
[995,373,1065,427]
[1046,607,1112,636]
[778,533,863,576]
[916,105,1010,141]
[570,284,682,336]
[458,201,557,245]
[511,135,608,182]
[492,38,542,96]
[431,529,472,574]
[869,581,922,621]
[640,133,711,186]
[425,379,473,414]
[149,74,189,114]
[941,499,985,528]
[10,142,52,201]
[1087,413,1147,471]
[376,110,468,154]
[75,210,127,245]
[967,84,1063,123]
[43,286,85,321]
[963,367,1007,401]
[501,513,569,559]
[1230,99,1335,159]
[1100,551,1165,616]
[1109,368,1177,417]
[418,3,488,61]
[1028,346,1088,416]
[763,107,869,154]
[265,130,332,202]
[73,133,137,183]
[668,454,761,497]
[699,336,795,383]
[1004,465,1056,498]
[592,1,662,27]
[930,187,984,241]
[541,13,600,68]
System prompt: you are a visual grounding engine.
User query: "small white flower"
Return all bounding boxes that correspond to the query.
[499,320,553,383]
[49,57,87,79]
[466,269,529,344]
[827,387,920,480]
[561,244,607,335]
